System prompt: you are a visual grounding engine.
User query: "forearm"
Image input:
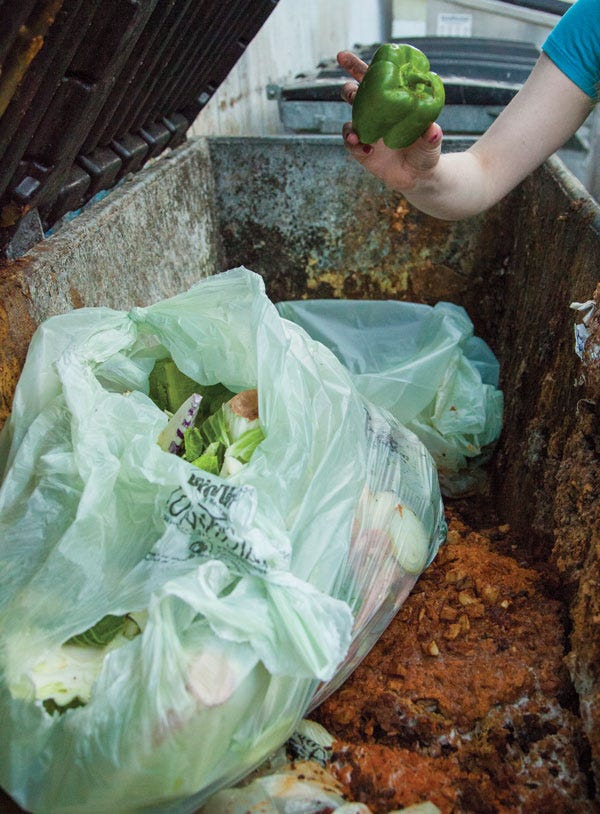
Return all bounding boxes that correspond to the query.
[399,150,495,220]
[391,54,594,221]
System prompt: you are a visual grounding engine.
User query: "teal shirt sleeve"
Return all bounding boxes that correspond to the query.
[542,0,600,100]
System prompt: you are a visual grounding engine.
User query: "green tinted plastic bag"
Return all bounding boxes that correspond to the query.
[0,268,445,813]
[276,299,504,497]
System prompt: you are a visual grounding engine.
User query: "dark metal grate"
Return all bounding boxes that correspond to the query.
[0,0,279,256]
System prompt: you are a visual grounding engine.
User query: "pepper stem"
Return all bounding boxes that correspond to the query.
[403,70,433,89]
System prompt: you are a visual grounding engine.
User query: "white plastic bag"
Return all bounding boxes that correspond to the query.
[0,269,445,813]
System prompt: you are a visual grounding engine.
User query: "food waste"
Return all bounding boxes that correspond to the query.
[20,359,265,715]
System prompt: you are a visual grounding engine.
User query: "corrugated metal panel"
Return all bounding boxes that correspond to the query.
[0,0,279,256]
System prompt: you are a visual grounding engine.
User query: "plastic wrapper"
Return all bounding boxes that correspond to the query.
[0,268,445,813]
[201,719,440,813]
[276,299,504,497]
[201,759,363,814]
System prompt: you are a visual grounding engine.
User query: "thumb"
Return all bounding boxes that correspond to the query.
[405,123,443,173]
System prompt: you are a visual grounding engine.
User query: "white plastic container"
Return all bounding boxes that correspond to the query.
[425,0,568,46]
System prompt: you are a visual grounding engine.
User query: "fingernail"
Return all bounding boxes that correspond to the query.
[362,145,373,154]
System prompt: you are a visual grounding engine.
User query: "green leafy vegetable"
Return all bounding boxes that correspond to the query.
[226,427,265,463]
[197,382,238,420]
[149,359,264,478]
[148,358,235,417]
[67,614,140,648]
[149,358,199,414]
[42,697,86,716]
[187,440,222,475]
[182,426,207,462]
[200,406,232,449]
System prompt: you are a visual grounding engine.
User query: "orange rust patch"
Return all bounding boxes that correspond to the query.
[0,271,37,430]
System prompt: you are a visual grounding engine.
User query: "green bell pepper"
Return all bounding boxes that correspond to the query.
[352,43,445,149]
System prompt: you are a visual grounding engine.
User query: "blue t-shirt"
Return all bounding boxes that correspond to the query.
[542,0,600,99]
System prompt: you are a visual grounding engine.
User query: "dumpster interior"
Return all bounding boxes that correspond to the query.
[1,134,599,814]
[205,135,600,812]
[1,3,600,814]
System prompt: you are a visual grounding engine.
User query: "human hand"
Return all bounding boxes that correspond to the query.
[337,50,444,192]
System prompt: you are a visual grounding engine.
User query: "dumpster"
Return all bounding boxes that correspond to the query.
[1,133,599,813]
[1,4,599,814]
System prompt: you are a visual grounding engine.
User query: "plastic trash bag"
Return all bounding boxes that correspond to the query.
[0,268,446,814]
[276,299,504,497]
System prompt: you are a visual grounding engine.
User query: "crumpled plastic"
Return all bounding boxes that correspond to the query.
[570,299,596,360]
[276,299,504,497]
[0,268,446,813]
[201,760,440,814]
[201,718,440,814]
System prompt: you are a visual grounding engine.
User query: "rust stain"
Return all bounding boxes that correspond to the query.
[0,0,65,119]
[1,202,29,228]
[0,272,37,430]
[302,191,475,304]
[69,286,84,309]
